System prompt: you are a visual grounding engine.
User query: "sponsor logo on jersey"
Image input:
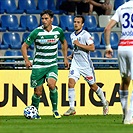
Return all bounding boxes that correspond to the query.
[36,38,58,44]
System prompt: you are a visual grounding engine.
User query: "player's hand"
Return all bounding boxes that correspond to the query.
[25,60,32,68]
[67,54,73,60]
[64,58,69,69]
[73,40,80,46]
[105,49,113,58]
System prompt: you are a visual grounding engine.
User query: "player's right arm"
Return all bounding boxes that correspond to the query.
[104,19,117,58]
[21,29,38,68]
[21,42,32,68]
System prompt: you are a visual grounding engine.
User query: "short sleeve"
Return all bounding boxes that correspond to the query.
[84,32,94,45]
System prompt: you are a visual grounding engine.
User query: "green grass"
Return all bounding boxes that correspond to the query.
[0,115,133,133]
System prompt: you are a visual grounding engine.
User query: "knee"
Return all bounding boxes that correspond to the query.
[47,83,56,90]
[34,88,42,97]
[68,82,75,88]
[90,83,98,91]
[68,78,76,88]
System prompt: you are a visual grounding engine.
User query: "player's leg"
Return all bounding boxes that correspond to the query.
[82,68,108,115]
[30,68,46,119]
[31,87,42,110]
[46,66,61,119]
[119,77,130,123]
[32,86,43,119]
[90,83,109,115]
[125,83,133,124]
[123,53,133,124]
[118,51,130,123]
[47,78,61,119]
[64,78,76,116]
[64,67,79,116]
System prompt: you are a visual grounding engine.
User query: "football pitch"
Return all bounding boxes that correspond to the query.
[0,115,133,133]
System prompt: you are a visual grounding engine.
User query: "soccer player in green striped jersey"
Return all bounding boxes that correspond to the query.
[21,10,69,119]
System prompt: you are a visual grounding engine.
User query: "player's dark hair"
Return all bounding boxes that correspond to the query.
[40,10,54,18]
[74,15,85,24]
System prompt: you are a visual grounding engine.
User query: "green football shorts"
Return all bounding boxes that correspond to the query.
[30,65,58,88]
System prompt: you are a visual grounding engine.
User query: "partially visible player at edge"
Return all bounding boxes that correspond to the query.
[104,0,133,124]
[21,10,69,119]
[63,15,109,116]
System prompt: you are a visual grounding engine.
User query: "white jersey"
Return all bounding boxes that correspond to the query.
[111,0,133,46]
[69,30,96,85]
[111,0,133,79]
[70,30,94,68]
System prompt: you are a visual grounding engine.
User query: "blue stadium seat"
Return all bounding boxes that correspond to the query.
[4,50,22,56]
[0,37,9,49]
[52,16,59,26]
[18,0,41,14]
[0,17,6,31]
[2,32,21,49]
[20,15,38,31]
[112,50,118,58]
[22,32,34,49]
[0,0,4,14]
[37,0,48,11]
[90,50,102,68]
[27,50,34,59]
[84,15,104,32]
[90,50,102,58]
[4,50,22,68]
[60,15,74,31]
[58,42,62,50]
[101,32,119,49]
[40,15,59,26]
[48,0,63,14]
[90,32,100,49]
[67,50,72,56]
[1,15,25,31]
[64,32,73,49]
[58,51,64,69]
[0,0,23,14]
[114,0,126,10]
[56,0,66,10]
[58,51,63,56]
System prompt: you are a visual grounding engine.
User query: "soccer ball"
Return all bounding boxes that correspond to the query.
[24,105,38,119]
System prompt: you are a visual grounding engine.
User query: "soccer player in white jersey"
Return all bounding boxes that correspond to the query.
[63,15,109,116]
[21,10,69,119]
[104,0,133,124]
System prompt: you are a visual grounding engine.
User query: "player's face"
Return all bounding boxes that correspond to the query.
[74,17,84,31]
[41,14,53,29]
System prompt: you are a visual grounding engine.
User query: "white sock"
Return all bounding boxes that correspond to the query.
[68,88,75,109]
[119,90,128,115]
[95,87,107,106]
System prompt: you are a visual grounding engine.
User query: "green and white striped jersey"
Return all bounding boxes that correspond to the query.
[25,25,65,69]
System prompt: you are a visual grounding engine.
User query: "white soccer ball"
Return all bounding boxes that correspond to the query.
[24,105,38,119]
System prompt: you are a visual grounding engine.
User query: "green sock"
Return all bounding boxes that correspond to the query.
[50,88,58,112]
[31,94,40,110]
